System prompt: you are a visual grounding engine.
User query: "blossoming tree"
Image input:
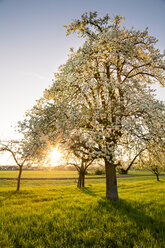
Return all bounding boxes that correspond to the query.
[20,12,165,200]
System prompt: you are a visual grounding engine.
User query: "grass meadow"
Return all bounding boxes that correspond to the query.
[0,170,165,247]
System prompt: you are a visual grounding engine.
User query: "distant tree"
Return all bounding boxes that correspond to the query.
[18,106,60,167]
[139,145,165,181]
[117,135,146,174]
[68,157,93,188]
[67,133,97,187]
[0,140,36,191]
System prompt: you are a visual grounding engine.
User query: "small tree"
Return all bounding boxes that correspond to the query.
[139,146,165,181]
[65,133,95,188]
[68,157,93,188]
[0,141,36,191]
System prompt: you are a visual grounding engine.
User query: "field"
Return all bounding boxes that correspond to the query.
[0,170,165,248]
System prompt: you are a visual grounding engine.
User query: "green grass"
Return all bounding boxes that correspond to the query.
[0,168,154,178]
[0,170,78,178]
[0,169,159,188]
[0,170,79,188]
[0,171,165,248]
[0,169,164,190]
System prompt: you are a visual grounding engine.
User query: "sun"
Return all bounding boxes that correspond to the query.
[49,147,62,166]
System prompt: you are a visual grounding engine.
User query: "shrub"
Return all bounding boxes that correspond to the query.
[94,168,105,175]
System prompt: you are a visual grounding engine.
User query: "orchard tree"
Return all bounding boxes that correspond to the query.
[47,12,165,200]
[18,97,68,170]
[67,134,95,187]
[139,145,165,181]
[0,140,36,191]
[68,156,94,188]
[20,12,165,200]
[19,100,95,186]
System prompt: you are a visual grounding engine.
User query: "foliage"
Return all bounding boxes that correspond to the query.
[94,168,105,175]
[19,11,165,200]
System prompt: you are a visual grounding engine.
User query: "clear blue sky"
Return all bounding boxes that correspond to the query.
[0,0,165,163]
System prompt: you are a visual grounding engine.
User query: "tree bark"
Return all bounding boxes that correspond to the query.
[156,173,159,182]
[77,170,85,188]
[17,165,23,191]
[77,172,82,188]
[105,159,119,200]
[82,172,85,187]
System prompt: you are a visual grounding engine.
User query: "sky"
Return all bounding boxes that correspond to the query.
[0,0,165,164]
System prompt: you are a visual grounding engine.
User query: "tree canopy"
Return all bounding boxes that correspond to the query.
[19,12,165,200]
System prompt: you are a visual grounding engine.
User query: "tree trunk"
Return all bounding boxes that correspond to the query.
[105,159,119,200]
[17,165,23,191]
[77,172,81,188]
[77,170,85,188]
[82,172,85,187]
[156,173,159,182]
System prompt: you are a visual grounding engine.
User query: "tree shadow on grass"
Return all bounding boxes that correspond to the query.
[0,190,36,204]
[80,187,99,197]
[97,197,165,244]
[156,179,165,183]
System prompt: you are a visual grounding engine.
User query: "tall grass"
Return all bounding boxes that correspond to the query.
[0,175,164,247]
